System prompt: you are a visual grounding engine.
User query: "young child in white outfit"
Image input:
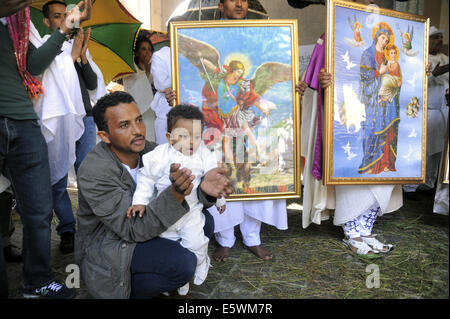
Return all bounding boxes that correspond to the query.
[128,104,226,295]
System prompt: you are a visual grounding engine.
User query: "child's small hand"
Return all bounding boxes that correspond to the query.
[217,205,226,214]
[126,205,146,219]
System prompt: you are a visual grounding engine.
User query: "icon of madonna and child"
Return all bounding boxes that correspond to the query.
[175,30,295,194]
[341,21,407,176]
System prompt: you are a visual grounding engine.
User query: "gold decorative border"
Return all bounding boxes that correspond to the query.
[170,20,301,201]
[324,0,429,185]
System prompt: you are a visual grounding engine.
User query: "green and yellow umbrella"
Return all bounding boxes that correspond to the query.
[30,0,142,84]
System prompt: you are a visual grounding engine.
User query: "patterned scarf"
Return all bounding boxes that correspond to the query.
[7,7,44,100]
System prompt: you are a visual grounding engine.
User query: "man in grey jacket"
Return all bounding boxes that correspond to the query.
[75,91,232,299]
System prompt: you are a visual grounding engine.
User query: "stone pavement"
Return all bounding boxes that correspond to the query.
[4,188,449,299]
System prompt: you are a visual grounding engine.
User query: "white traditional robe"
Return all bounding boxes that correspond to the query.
[300,84,331,228]
[209,200,287,234]
[150,46,172,144]
[427,53,449,157]
[29,23,106,185]
[123,65,156,142]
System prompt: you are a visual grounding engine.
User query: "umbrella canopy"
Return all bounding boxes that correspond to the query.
[30,0,142,84]
[181,0,268,20]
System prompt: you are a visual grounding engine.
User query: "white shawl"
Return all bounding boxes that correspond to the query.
[29,22,106,185]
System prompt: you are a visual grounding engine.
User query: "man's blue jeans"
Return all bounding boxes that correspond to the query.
[0,117,54,290]
[74,116,96,174]
[52,174,75,235]
[130,209,214,299]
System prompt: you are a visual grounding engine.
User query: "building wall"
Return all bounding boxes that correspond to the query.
[119,0,151,29]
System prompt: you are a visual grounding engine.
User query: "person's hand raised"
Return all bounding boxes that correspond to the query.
[71,28,84,62]
[60,0,92,35]
[71,28,85,62]
[80,27,91,64]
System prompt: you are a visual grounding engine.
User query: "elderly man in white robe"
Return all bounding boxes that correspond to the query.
[403,26,449,198]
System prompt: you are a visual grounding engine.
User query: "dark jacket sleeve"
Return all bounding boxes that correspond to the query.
[27,29,66,76]
[78,165,189,243]
[197,182,218,209]
[78,61,98,90]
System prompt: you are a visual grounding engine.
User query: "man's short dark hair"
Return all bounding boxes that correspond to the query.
[167,104,204,133]
[43,1,67,19]
[93,91,136,132]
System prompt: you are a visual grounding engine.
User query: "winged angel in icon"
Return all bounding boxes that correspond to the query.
[345,15,365,47]
[398,24,419,57]
[177,33,291,186]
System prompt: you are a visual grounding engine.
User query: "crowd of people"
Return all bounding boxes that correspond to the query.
[0,0,448,299]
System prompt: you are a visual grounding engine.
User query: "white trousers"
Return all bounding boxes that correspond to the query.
[215,214,262,248]
[160,208,210,286]
[433,183,449,215]
[341,203,380,238]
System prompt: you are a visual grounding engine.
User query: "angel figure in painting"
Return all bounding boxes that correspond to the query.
[406,96,420,118]
[345,15,365,47]
[177,33,291,187]
[400,24,419,57]
[358,22,400,175]
[378,43,402,103]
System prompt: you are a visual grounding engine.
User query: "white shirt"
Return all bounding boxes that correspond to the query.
[122,160,140,183]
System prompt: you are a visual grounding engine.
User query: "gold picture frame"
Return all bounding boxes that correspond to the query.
[170,20,301,201]
[324,0,429,185]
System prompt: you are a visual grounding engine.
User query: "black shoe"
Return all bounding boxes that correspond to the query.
[23,281,75,299]
[3,244,22,263]
[59,232,74,254]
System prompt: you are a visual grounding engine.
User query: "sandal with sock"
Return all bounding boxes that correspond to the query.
[342,237,379,256]
[361,234,394,253]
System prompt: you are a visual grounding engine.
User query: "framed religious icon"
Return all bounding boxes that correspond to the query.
[170,20,301,201]
[323,0,430,185]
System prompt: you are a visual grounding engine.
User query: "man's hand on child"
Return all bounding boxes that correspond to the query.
[126,205,146,219]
